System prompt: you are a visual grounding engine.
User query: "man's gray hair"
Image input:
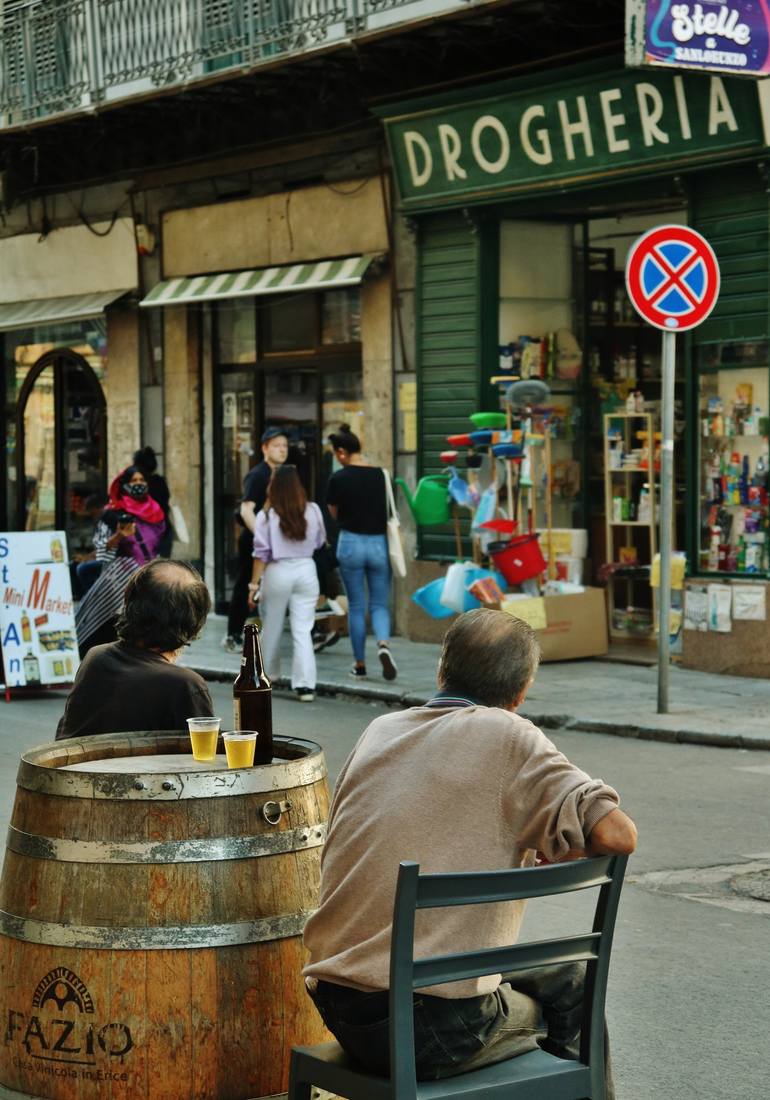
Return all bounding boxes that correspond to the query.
[437,608,540,709]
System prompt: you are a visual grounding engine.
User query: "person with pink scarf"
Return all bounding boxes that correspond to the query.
[75,466,167,655]
[106,466,166,563]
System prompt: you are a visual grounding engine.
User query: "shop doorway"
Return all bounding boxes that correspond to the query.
[213,363,363,611]
[16,348,107,555]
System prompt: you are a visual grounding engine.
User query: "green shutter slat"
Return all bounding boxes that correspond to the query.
[417,211,482,558]
[691,167,769,350]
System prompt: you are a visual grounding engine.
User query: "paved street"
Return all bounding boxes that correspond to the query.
[184,613,770,748]
[1,686,768,1098]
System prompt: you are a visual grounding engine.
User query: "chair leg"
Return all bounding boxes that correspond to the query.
[287,1057,313,1100]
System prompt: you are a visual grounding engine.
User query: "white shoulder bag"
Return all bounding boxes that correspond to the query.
[383,469,407,579]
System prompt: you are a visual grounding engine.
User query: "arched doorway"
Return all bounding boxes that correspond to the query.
[16,348,107,555]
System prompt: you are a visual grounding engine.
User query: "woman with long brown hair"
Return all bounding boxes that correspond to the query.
[249,465,326,701]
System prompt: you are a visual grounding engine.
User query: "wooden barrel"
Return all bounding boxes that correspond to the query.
[0,733,331,1100]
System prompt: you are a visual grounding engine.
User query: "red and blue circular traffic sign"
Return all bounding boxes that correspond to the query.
[625,225,720,333]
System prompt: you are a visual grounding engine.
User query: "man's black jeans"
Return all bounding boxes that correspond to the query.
[309,963,614,1095]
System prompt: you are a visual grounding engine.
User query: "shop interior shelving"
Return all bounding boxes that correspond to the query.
[603,411,657,641]
[697,347,769,576]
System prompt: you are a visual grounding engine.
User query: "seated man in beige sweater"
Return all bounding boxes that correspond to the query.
[303,608,637,1093]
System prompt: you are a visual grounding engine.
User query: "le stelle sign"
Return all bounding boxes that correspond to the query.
[0,532,79,689]
[380,65,769,211]
[626,1,770,76]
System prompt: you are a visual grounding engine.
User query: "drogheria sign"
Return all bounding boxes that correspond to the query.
[380,67,767,210]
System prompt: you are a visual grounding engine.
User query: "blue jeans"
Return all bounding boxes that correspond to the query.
[336,531,391,663]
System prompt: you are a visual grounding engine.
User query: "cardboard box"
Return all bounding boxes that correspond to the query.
[538,588,608,661]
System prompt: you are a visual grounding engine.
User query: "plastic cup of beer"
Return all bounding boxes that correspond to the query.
[223,731,257,769]
[186,717,221,762]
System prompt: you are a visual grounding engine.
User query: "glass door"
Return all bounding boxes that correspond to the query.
[18,350,106,554]
[214,369,258,608]
[22,365,56,531]
[263,369,320,494]
[61,356,107,555]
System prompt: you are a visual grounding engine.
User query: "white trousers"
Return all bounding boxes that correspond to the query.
[260,558,319,690]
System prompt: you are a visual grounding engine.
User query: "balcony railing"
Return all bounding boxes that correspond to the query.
[0,0,475,128]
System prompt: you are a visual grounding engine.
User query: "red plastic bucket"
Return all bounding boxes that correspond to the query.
[490,534,546,585]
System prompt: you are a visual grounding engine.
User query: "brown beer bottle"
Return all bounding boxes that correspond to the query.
[233,624,273,764]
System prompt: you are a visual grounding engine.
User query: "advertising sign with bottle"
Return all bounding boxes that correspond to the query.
[627,1,770,76]
[0,532,79,688]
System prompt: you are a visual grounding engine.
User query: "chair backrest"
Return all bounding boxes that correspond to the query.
[387,855,628,1100]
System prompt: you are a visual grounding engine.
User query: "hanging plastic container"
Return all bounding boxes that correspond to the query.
[440,561,472,611]
[490,534,546,586]
[470,412,507,430]
[395,475,450,526]
[448,471,473,507]
[411,577,455,619]
[471,483,498,530]
[492,442,524,459]
[480,518,518,535]
[469,429,494,447]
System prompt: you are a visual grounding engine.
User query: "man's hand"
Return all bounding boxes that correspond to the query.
[586,808,637,856]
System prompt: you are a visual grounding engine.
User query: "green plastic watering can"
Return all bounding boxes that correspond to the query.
[395,474,451,526]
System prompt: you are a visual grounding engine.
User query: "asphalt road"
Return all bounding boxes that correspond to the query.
[1,686,768,1099]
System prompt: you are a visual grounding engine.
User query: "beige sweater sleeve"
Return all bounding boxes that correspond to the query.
[504,719,619,861]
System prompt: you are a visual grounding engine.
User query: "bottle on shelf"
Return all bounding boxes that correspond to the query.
[708,526,721,571]
[737,536,747,571]
[233,624,273,765]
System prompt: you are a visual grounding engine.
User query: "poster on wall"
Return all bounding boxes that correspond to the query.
[626,1,770,76]
[0,532,79,689]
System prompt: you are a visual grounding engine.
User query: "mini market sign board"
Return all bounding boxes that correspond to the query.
[0,532,79,689]
[380,67,769,211]
[626,1,770,77]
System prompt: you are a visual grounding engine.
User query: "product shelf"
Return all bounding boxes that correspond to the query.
[604,410,658,640]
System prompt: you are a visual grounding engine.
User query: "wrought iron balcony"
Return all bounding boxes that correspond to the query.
[0,0,478,128]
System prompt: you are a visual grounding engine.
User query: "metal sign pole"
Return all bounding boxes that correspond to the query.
[657,329,676,714]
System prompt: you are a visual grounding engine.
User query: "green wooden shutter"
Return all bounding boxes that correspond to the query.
[690,167,770,344]
[686,166,770,566]
[416,213,495,559]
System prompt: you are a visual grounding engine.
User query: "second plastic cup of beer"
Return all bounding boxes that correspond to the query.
[186,717,221,762]
[223,731,257,769]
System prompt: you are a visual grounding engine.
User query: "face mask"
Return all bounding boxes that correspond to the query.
[124,482,148,500]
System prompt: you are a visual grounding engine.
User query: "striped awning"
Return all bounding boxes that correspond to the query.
[0,289,132,332]
[140,255,379,308]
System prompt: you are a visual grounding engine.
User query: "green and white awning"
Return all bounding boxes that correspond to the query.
[140,255,379,308]
[0,289,132,332]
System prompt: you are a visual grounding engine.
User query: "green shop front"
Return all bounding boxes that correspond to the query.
[381,61,770,672]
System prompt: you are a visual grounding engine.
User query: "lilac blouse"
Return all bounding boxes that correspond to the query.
[252,503,326,563]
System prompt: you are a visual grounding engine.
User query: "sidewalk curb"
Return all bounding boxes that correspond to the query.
[190,664,770,751]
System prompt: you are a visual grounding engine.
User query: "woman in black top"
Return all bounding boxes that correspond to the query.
[326,425,397,681]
